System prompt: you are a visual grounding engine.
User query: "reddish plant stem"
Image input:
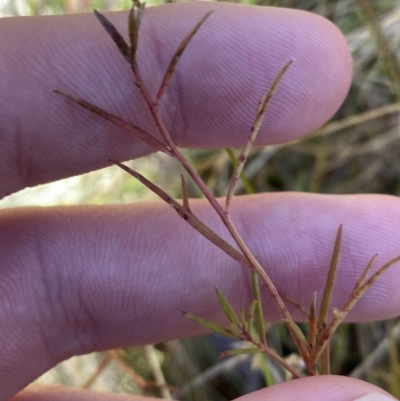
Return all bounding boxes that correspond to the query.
[130,63,293,317]
[128,62,319,373]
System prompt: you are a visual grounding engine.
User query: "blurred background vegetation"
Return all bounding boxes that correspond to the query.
[2,0,400,399]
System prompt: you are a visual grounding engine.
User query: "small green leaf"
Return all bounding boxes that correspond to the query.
[246,299,258,332]
[216,287,240,325]
[251,272,266,344]
[283,319,310,358]
[183,312,239,340]
[240,308,247,327]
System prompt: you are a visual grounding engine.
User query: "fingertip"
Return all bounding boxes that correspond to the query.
[234,376,395,401]
[148,2,353,146]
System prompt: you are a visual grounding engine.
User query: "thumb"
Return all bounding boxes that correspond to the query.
[235,376,397,401]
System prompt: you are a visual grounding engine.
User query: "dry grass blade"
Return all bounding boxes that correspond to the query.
[355,0,400,101]
[180,174,190,210]
[309,103,400,139]
[93,10,131,63]
[109,160,249,266]
[155,11,214,106]
[143,345,172,399]
[53,90,172,156]
[225,60,293,211]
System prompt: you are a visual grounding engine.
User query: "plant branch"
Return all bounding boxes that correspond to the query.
[109,160,249,266]
[53,90,172,156]
[312,255,400,362]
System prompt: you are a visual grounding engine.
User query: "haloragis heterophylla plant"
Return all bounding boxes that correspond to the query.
[54,0,400,379]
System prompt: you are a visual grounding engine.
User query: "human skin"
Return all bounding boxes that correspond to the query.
[0,1,398,400]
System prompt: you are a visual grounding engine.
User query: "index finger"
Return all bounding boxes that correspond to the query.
[0,2,352,198]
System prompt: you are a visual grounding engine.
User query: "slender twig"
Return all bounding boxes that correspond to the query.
[143,345,172,399]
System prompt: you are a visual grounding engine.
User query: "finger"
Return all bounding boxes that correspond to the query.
[0,2,352,197]
[234,376,396,401]
[10,377,397,401]
[1,193,400,397]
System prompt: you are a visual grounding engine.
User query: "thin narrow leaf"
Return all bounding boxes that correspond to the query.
[128,6,137,61]
[216,288,240,325]
[252,271,266,345]
[225,60,293,210]
[318,225,342,329]
[240,308,247,328]
[110,160,250,266]
[180,174,190,210]
[183,312,239,340]
[155,11,214,105]
[135,1,145,31]
[53,90,172,155]
[246,299,258,333]
[128,1,145,62]
[219,348,262,358]
[259,353,275,387]
[354,253,378,291]
[283,319,310,357]
[94,10,131,63]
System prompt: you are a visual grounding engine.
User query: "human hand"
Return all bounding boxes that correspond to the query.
[1,2,399,400]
